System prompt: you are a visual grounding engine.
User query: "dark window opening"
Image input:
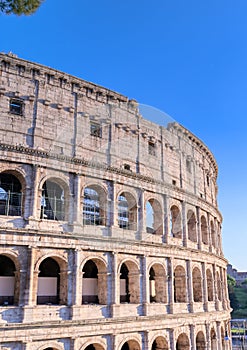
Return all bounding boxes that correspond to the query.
[40,181,65,221]
[90,123,102,138]
[16,64,25,75]
[37,258,60,305]
[0,173,22,216]
[121,343,130,350]
[0,255,16,305]
[83,187,105,226]
[172,180,176,186]
[9,99,24,115]
[118,194,129,229]
[123,164,131,171]
[82,260,99,304]
[120,263,129,303]
[149,267,156,302]
[206,175,210,186]
[86,87,94,96]
[46,73,54,84]
[186,159,192,173]
[85,346,96,350]
[148,141,156,156]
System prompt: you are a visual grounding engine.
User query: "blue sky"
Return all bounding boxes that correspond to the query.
[1,0,246,270]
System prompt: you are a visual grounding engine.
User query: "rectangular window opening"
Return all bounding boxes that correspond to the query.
[148,141,156,156]
[90,123,102,138]
[9,99,24,116]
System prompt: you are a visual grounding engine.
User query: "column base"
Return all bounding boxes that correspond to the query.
[110,303,120,317]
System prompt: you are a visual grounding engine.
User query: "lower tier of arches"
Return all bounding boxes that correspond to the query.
[0,319,232,350]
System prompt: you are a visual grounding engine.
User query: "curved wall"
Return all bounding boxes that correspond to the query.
[0,52,231,350]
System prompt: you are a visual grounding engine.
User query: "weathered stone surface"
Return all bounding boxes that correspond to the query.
[0,53,231,350]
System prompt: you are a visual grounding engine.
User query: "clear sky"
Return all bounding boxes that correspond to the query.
[0,0,246,270]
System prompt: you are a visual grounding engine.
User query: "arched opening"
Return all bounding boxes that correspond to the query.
[221,326,225,350]
[170,205,182,238]
[120,263,129,303]
[201,215,208,245]
[83,185,106,226]
[187,210,197,242]
[210,221,216,247]
[174,266,187,303]
[37,258,60,305]
[146,199,163,235]
[120,261,140,303]
[120,340,140,350]
[176,333,190,350]
[216,271,222,301]
[118,192,137,230]
[84,344,104,350]
[82,258,108,305]
[210,328,217,349]
[82,260,98,304]
[0,255,16,305]
[192,267,202,302]
[206,269,214,301]
[217,221,222,253]
[151,336,168,350]
[40,180,65,220]
[196,331,206,350]
[149,264,167,303]
[0,173,22,216]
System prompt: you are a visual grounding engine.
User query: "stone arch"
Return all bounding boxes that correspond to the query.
[36,342,64,350]
[196,331,206,350]
[145,198,163,235]
[82,183,107,226]
[39,176,70,221]
[174,265,187,303]
[206,268,214,301]
[80,341,106,350]
[0,170,25,216]
[81,257,107,304]
[151,336,169,350]
[210,220,216,247]
[210,328,217,349]
[216,270,222,301]
[119,338,141,350]
[187,210,197,242]
[117,191,137,230]
[36,254,68,305]
[119,259,140,303]
[170,205,182,238]
[192,266,202,302]
[0,254,19,305]
[201,215,208,245]
[221,326,225,350]
[216,221,222,253]
[176,333,190,350]
[84,345,104,350]
[148,263,167,303]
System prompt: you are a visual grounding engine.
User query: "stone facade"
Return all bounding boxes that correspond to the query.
[0,52,231,350]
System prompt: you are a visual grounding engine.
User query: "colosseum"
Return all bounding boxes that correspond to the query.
[0,52,231,350]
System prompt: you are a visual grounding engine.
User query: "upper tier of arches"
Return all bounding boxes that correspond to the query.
[0,169,223,255]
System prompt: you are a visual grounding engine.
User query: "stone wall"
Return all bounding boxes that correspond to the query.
[0,52,231,350]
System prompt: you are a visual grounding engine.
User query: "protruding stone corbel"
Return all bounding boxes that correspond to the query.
[43,99,50,106]
[56,103,63,110]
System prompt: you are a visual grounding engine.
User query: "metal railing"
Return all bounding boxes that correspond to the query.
[0,191,22,216]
